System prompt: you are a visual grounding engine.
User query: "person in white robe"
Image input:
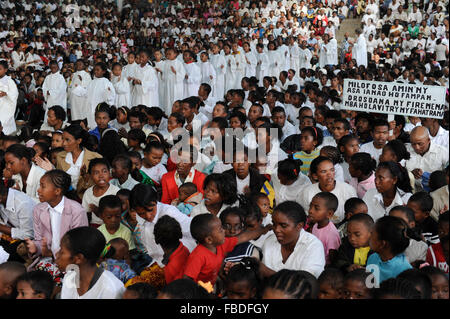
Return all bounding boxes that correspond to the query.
[111,62,131,108]
[153,50,165,107]
[267,42,281,78]
[68,60,92,121]
[231,43,246,89]
[243,42,257,78]
[42,60,67,124]
[199,52,217,96]
[289,37,300,75]
[256,43,270,87]
[183,50,202,99]
[210,44,226,100]
[122,52,138,83]
[160,48,186,115]
[299,40,312,70]
[130,50,159,108]
[83,63,115,129]
[223,45,237,93]
[353,29,368,67]
[0,61,18,135]
[327,37,338,66]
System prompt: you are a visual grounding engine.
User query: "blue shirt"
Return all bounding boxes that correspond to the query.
[88,125,116,142]
[367,253,412,284]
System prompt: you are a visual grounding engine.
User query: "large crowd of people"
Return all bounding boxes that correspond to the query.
[0,0,448,300]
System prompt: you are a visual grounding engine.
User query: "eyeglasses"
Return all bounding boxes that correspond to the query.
[223,223,244,232]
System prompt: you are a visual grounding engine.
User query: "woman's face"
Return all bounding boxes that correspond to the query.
[272,211,302,246]
[55,238,76,272]
[4,153,26,175]
[374,167,396,194]
[342,139,360,158]
[62,131,81,153]
[232,152,250,179]
[313,160,335,188]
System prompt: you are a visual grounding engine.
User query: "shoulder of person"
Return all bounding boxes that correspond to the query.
[83,148,102,161]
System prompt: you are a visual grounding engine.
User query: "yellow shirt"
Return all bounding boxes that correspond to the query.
[354,246,371,266]
[98,223,136,250]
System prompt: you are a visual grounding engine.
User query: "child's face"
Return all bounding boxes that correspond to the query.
[127,137,139,148]
[206,217,226,246]
[91,164,111,188]
[112,65,122,76]
[438,221,449,239]
[181,103,194,120]
[318,282,342,299]
[204,181,223,207]
[245,216,262,232]
[379,147,396,163]
[256,197,270,217]
[134,203,157,222]
[343,279,371,299]
[223,213,243,237]
[112,161,128,180]
[229,116,244,129]
[346,203,368,220]
[308,197,332,225]
[407,201,428,224]
[347,221,371,248]
[55,239,75,272]
[168,116,181,132]
[212,104,227,118]
[129,116,143,130]
[51,133,63,148]
[117,110,128,124]
[130,156,142,170]
[145,148,164,167]
[16,281,44,299]
[37,175,59,203]
[300,118,314,130]
[271,112,286,128]
[226,280,256,299]
[101,206,122,231]
[430,274,449,299]
[178,188,190,202]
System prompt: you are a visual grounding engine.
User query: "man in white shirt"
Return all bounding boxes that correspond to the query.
[420,117,449,150]
[406,126,449,191]
[360,119,389,164]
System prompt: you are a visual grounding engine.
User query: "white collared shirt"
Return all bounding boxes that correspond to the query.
[0,188,35,240]
[360,141,384,164]
[405,142,449,190]
[135,202,196,266]
[363,188,412,222]
[65,149,85,189]
[236,174,251,195]
[12,164,46,203]
[429,126,449,150]
[49,196,65,256]
[262,230,325,278]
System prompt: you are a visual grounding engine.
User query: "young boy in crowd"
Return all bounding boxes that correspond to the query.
[318,267,344,299]
[342,269,373,299]
[174,182,203,215]
[426,211,449,274]
[252,193,272,226]
[110,154,140,190]
[309,192,341,264]
[0,261,27,299]
[338,197,369,238]
[98,195,136,251]
[16,270,54,299]
[407,192,439,245]
[183,214,271,288]
[333,214,375,273]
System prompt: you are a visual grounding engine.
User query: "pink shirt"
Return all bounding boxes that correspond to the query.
[350,173,376,199]
[312,222,341,264]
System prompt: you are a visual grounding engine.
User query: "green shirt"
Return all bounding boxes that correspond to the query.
[98,223,136,250]
[293,149,320,176]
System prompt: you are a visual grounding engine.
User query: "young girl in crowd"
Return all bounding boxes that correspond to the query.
[338,135,360,183]
[190,173,237,218]
[56,227,125,299]
[141,141,167,187]
[110,106,131,132]
[128,151,155,186]
[366,216,413,284]
[293,126,323,175]
[318,268,344,299]
[348,152,377,199]
[126,129,146,157]
[99,238,136,284]
[16,270,55,299]
[82,158,120,227]
[5,144,46,202]
[420,266,449,299]
[379,139,414,191]
[262,269,318,299]
[342,269,373,299]
[271,157,311,205]
[24,170,88,286]
[111,63,131,108]
[363,161,413,222]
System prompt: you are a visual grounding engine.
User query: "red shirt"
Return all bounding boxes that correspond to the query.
[426,242,449,274]
[165,242,190,284]
[184,237,238,285]
[160,169,206,204]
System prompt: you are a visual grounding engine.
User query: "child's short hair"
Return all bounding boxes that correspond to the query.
[408,191,434,213]
[190,214,217,244]
[397,269,432,299]
[344,198,366,215]
[144,141,164,154]
[117,188,131,199]
[169,112,185,125]
[265,269,318,299]
[98,195,122,215]
[428,170,447,192]
[61,226,106,266]
[251,192,270,203]
[179,182,197,196]
[88,157,111,174]
[16,270,55,299]
[226,257,261,297]
[220,206,246,226]
[350,152,377,175]
[126,282,157,299]
[0,261,26,298]
[203,173,238,205]
[318,267,344,290]
[347,213,374,229]
[130,184,158,209]
[128,128,146,144]
[374,216,410,256]
[273,201,307,224]
[154,215,182,249]
[344,268,371,285]
[390,205,416,224]
[313,192,338,212]
[112,154,132,171]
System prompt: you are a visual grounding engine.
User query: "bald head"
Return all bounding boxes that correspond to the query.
[410,126,431,156]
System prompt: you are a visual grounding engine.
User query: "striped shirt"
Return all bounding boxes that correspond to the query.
[293,149,320,176]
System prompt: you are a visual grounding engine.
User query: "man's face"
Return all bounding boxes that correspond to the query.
[411,135,431,156]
